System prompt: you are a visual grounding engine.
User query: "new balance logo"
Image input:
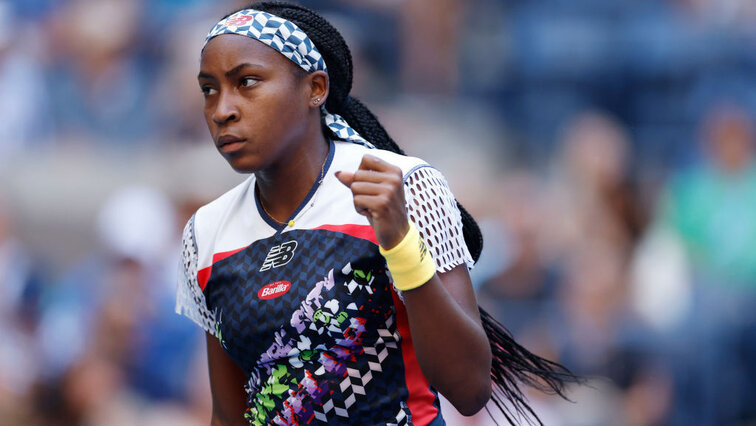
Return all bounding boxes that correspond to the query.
[260,241,298,271]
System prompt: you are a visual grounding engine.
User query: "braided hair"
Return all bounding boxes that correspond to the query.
[228,2,579,424]
[230,1,484,264]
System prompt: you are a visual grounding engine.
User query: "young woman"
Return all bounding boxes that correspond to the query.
[176,2,573,425]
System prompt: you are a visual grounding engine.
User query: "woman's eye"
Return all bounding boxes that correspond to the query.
[200,85,217,96]
[241,77,258,88]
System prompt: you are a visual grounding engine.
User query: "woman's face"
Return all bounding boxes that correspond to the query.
[199,34,311,173]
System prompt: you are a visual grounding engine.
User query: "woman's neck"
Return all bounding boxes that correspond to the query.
[255,132,331,223]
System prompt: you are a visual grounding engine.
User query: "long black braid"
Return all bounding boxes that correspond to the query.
[231,2,579,423]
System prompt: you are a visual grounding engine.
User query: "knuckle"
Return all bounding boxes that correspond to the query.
[381,183,395,194]
[384,169,401,183]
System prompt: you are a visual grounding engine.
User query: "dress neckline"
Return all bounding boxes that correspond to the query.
[254,139,336,234]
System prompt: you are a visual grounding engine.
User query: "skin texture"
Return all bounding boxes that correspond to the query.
[207,334,248,426]
[199,34,330,221]
[199,33,492,424]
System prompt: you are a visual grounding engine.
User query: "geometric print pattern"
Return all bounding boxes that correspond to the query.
[314,315,401,422]
[204,10,327,75]
[206,229,376,373]
[204,9,374,148]
[202,229,433,425]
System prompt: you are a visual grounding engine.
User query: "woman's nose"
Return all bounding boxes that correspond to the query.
[212,91,240,125]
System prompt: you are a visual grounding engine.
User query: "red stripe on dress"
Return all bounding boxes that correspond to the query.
[390,289,439,425]
[197,246,248,291]
[310,224,378,245]
[197,225,374,291]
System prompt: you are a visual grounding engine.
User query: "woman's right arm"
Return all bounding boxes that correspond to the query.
[206,332,249,426]
[178,217,248,424]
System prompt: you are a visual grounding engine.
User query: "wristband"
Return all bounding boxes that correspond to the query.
[379,222,436,291]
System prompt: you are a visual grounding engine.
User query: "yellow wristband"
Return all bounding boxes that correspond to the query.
[379,222,436,291]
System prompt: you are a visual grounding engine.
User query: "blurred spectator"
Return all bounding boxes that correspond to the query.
[0,199,45,425]
[657,103,756,286]
[638,103,756,425]
[477,172,560,335]
[0,1,54,160]
[45,0,154,146]
[34,186,205,424]
[399,0,464,94]
[543,111,646,260]
[475,111,673,425]
[149,14,214,144]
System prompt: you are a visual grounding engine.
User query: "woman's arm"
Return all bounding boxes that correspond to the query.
[177,219,249,424]
[401,266,493,415]
[336,155,492,415]
[206,332,249,426]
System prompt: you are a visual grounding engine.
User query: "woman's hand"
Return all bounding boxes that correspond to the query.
[336,154,492,416]
[335,154,410,249]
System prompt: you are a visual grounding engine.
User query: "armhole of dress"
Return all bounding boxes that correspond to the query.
[396,166,475,300]
[175,214,218,337]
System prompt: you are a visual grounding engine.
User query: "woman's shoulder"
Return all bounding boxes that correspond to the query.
[191,175,255,230]
[334,140,431,178]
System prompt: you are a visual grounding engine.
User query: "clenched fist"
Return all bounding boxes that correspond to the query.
[335,154,410,249]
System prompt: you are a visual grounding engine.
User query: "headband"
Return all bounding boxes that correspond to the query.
[204,9,374,148]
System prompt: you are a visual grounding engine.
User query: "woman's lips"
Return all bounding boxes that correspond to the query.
[217,136,247,154]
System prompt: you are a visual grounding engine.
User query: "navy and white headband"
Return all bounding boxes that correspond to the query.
[204,9,374,148]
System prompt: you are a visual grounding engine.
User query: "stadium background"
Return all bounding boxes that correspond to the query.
[1,0,756,424]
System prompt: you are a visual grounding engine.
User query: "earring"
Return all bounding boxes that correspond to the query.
[313,98,320,105]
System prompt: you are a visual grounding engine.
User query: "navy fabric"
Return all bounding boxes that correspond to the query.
[204,229,439,424]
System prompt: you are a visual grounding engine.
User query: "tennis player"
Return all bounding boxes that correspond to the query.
[176,2,574,425]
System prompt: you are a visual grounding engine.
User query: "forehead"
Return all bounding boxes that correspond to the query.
[200,34,295,72]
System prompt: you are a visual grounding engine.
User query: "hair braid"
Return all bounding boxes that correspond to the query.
[339,96,404,155]
[246,1,484,264]
[223,4,579,423]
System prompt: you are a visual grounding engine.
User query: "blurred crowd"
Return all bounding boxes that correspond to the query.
[2,0,756,425]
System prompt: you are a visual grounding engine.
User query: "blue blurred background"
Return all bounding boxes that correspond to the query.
[2,0,756,424]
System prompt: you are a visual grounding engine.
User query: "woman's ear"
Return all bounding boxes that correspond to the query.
[308,70,329,108]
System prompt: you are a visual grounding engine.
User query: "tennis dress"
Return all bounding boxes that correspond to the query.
[176,140,473,425]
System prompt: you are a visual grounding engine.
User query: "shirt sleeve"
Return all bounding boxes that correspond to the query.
[403,165,475,273]
[175,214,218,336]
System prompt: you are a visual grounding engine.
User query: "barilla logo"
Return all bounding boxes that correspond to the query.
[258,281,291,300]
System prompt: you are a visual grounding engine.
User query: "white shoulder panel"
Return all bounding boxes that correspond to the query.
[193,176,274,271]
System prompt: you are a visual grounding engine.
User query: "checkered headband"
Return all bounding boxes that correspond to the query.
[204,9,374,148]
